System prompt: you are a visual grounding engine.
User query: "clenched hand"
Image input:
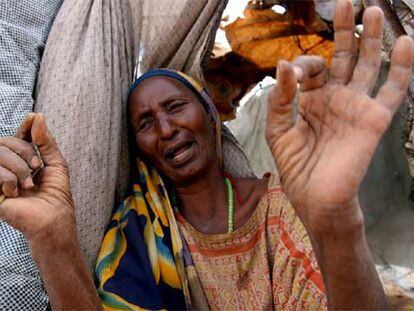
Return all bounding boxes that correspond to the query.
[0,113,74,242]
[0,113,101,309]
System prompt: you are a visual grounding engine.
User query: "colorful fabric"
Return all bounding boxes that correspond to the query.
[176,175,327,310]
[95,160,189,310]
[129,69,218,123]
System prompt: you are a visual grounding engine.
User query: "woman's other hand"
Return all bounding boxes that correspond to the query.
[0,113,74,244]
[266,0,414,239]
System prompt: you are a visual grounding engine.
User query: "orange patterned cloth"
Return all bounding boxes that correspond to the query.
[176,176,327,310]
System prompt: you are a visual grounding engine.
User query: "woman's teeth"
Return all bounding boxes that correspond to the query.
[172,144,192,162]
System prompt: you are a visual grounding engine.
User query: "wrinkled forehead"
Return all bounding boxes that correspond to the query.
[130,76,200,110]
[130,75,199,103]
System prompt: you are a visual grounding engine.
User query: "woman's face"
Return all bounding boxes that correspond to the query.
[129,76,218,184]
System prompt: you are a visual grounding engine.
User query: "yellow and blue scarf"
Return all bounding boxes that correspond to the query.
[95,69,220,310]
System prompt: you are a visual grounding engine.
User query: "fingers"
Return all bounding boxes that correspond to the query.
[292,56,326,82]
[30,114,66,168]
[330,0,357,84]
[0,166,18,198]
[376,36,414,113]
[0,113,65,202]
[291,56,328,91]
[0,146,34,190]
[0,137,42,170]
[16,113,36,141]
[267,60,297,144]
[0,114,46,199]
[349,6,384,94]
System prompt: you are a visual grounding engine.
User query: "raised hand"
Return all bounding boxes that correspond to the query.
[266,0,414,238]
[0,113,74,241]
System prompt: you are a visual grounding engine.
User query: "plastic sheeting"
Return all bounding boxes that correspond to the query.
[227,79,277,177]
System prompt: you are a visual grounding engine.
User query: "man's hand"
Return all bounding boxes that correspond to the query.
[266,0,414,239]
[0,113,74,242]
[0,113,101,309]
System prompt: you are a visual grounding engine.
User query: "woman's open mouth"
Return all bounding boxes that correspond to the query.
[164,141,195,165]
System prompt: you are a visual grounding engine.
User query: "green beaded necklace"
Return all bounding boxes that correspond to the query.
[224,177,234,234]
[172,177,235,234]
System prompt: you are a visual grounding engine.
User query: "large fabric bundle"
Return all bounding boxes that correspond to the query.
[35,0,253,271]
[0,1,63,309]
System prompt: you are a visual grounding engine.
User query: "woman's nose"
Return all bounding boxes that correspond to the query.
[156,116,177,140]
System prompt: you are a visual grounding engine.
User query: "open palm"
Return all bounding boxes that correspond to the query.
[266,0,414,234]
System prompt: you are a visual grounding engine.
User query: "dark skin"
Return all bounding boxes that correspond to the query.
[130,77,268,234]
[0,0,412,309]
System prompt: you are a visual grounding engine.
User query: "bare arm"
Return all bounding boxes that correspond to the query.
[0,114,101,310]
[30,229,101,310]
[266,0,414,308]
[309,200,386,309]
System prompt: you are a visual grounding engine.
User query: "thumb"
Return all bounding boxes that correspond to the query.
[31,114,65,168]
[266,60,297,145]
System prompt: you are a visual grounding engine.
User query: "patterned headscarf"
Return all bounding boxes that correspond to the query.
[95,69,217,310]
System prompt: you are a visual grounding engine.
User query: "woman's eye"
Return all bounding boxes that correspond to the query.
[167,102,184,113]
[137,118,153,132]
